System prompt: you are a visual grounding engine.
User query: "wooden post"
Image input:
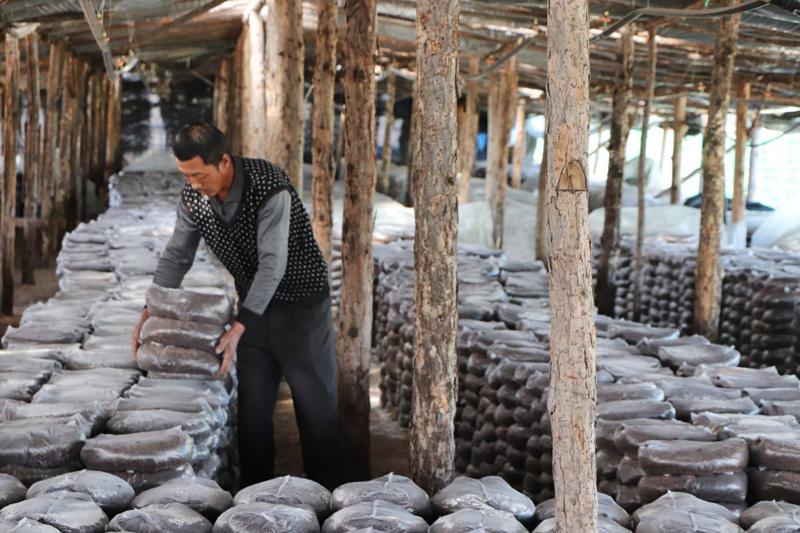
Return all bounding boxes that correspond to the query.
[486,59,517,249]
[312,0,338,269]
[266,0,304,194]
[242,7,266,159]
[410,0,459,496]
[547,0,597,529]
[2,35,21,315]
[378,73,396,195]
[534,135,548,264]
[335,107,346,181]
[633,30,657,322]
[337,0,377,481]
[458,56,479,205]
[694,2,741,341]
[40,41,64,264]
[71,61,89,226]
[228,37,245,156]
[511,98,526,189]
[732,82,750,223]
[54,53,75,248]
[105,75,122,179]
[214,58,231,135]
[747,120,760,203]
[405,82,418,207]
[593,117,604,174]
[22,33,41,285]
[595,25,633,317]
[81,68,96,195]
[671,95,687,204]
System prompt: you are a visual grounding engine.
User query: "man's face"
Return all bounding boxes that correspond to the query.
[176,154,231,197]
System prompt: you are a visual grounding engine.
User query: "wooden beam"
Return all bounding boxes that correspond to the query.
[595,24,633,317]
[378,72,396,195]
[511,97,526,189]
[74,61,89,222]
[241,7,266,159]
[694,0,741,341]
[54,52,74,249]
[104,75,121,185]
[732,82,750,224]
[458,56,479,205]
[265,0,305,195]
[213,57,231,134]
[337,0,377,482]
[2,34,20,315]
[40,40,63,264]
[633,30,657,322]
[410,0,459,496]
[227,34,245,155]
[671,95,687,204]
[547,0,597,528]
[22,32,40,285]
[311,0,337,269]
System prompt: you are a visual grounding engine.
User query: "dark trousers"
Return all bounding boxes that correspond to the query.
[236,294,343,490]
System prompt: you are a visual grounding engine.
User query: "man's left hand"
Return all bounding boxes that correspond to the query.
[215,321,245,378]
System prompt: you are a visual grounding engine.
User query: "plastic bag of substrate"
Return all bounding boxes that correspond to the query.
[430,508,528,533]
[106,502,211,533]
[321,501,427,533]
[80,427,195,473]
[130,477,232,521]
[430,476,535,529]
[26,470,134,517]
[0,492,108,533]
[331,473,430,518]
[233,475,332,521]
[214,502,319,533]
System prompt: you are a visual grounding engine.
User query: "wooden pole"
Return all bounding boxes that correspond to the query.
[378,73,396,195]
[633,30,657,322]
[106,75,122,177]
[547,0,597,529]
[593,116,604,174]
[54,53,75,249]
[242,7,266,159]
[595,25,633,317]
[534,135,548,265]
[747,120,760,203]
[228,37,245,156]
[81,68,96,197]
[694,1,741,341]
[214,58,231,135]
[405,82,418,207]
[410,0,459,496]
[335,107,346,181]
[485,72,500,209]
[312,0,338,269]
[71,61,88,226]
[22,33,40,285]
[487,59,517,249]
[266,0,305,194]
[40,41,63,264]
[732,82,750,223]
[458,56,479,205]
[337,0,377,481]
[2,35,21,315]
[511,98,526,189]
[671,95,687,204]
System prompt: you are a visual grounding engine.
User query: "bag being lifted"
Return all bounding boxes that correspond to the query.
[146,286,233,326]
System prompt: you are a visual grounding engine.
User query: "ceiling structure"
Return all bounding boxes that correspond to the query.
[0,0,798,128]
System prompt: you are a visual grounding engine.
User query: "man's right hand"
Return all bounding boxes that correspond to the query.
[132,308,151,360]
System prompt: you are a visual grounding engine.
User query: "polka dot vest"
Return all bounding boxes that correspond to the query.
[181,157,329,303]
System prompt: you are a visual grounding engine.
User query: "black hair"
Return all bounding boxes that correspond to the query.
[172,123,228,167]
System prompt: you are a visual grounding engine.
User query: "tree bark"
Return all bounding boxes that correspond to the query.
[40,41,63,264]
[228,36,245,156]
[535,135,548,265]
[73,62,89,225]
[337,0,377,482]
[694,1,740,341]
[2,35,20,315]
[22,33,41,285]
[106,75,122,178]
[747,121,760,203]
[410,0,460,497]
[595,25,633,317]
[732,82,749,223]
[487,59,517,249]
[54,54,75,248]
[242,8,266,159]
[547,0,597,530]
[458,56,479,205]
[671,95,687,205]
[312,0,338,270]
[511,98,526,189]
[633,30,657,322]
[378,73,396,195]
[405,81,418,207]
[266,0,305,194]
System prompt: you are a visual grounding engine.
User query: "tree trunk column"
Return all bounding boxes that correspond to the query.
[694,1,741,340]
[535,134,548,265]
[40,41,64,264]
[458,56,479,205]
[378,73,396,195]
[242,7,266,159]
[671,95,687,205]
[634,30,657,322]
[23,33,41,285]
[266,0,305,194]
[732,82,749,223]
[546,0,597,530]
[511,98,526,189]
[312,0,338,269]
[410,0,460,497]
[214,58,231,134]
[595,25,633,317]
[2,35,21,315]
[337,0,378,482]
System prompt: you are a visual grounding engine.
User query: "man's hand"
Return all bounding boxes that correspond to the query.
[215,321,245,378]
[131,308,151,360]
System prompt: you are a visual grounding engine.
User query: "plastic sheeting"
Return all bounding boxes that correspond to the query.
[330,474,430,518]
[0,492,108,533]
[80,427,195,473]
[321,501,427,533]
[130,477,232,521]
[106,502,212,532]
[430,476,535,529]
[214,502,320,533]
[26,470,135,517]
[233,476,332,521]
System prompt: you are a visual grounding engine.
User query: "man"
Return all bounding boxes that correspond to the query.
[131,123,343,490]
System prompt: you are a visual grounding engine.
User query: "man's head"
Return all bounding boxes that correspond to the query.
[172,123,234,197]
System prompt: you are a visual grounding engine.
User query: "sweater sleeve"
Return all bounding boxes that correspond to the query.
[152,200,201,289]
[234,190,291,329]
